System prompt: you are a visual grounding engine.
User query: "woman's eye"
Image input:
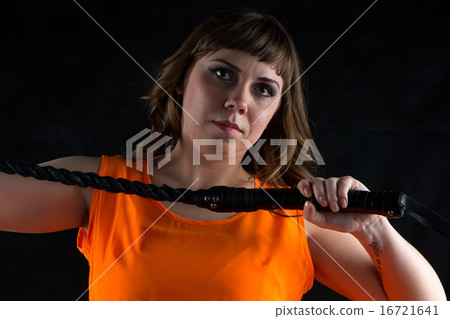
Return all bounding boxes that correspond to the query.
[257,85,275,97]
[211,68,232,80]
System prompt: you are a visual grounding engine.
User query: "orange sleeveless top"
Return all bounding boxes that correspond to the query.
[77,155,314,300]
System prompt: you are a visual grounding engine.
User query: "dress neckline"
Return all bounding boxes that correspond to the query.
[142,161,260,225]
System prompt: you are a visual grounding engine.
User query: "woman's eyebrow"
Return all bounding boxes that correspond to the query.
[211,59,241,72]
[211,59,280,89]
[258,77,280,90]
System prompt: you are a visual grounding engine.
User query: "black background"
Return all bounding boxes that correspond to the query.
[0,0,449,300]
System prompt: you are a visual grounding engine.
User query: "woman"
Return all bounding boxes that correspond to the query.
[0,9,446,301]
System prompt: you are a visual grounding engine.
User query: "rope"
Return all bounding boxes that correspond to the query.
[0,158,196,204]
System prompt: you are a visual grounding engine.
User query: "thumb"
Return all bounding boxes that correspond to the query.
[303,200,326,227]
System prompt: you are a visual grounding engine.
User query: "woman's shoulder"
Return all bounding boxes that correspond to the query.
[40,155,102,173]
[77,155,102,173]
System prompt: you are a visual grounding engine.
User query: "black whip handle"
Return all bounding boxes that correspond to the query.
[194,186,404,218]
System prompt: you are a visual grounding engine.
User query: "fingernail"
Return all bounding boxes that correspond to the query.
[304,187,312,197]
[319,197,327,207]
[304,201,310,210]
[340,198,347,208]
[330,201,339,212]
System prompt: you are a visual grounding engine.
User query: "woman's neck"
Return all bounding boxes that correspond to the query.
[150,140,253,190]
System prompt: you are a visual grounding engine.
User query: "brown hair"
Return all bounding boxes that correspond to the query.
[138,9,317,188]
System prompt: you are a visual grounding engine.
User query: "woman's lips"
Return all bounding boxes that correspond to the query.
[213,121,242,133]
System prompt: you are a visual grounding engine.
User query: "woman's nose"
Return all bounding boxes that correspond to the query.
[223,86,249,115]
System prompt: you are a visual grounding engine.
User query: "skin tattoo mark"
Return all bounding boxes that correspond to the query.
[368,242,383,278]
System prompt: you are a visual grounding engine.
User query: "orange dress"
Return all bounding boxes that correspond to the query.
[77,155,314,300]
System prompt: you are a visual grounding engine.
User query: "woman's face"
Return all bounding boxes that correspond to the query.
[177,49,284,155]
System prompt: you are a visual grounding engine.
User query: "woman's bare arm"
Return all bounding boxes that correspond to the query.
[0,156,101,233]
[307,217,446,300]
[300,176,446,301]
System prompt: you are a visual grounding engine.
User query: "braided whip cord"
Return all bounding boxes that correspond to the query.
[0,158,404,217]
[0,158,197,205]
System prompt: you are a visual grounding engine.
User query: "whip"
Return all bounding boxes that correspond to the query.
[1,158,449,239]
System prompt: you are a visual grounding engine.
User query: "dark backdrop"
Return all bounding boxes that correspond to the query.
[0,0,448,300]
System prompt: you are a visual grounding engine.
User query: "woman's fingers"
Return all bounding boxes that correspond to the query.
[297,179,312,198]
[325,177,340,212]
[298,176,374,233]
[297,176,370,213]
[310,177,328,208]
[336,176,354,209]
[298,177,328,209]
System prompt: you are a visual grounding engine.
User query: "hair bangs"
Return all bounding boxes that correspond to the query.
[193,12,295,88]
